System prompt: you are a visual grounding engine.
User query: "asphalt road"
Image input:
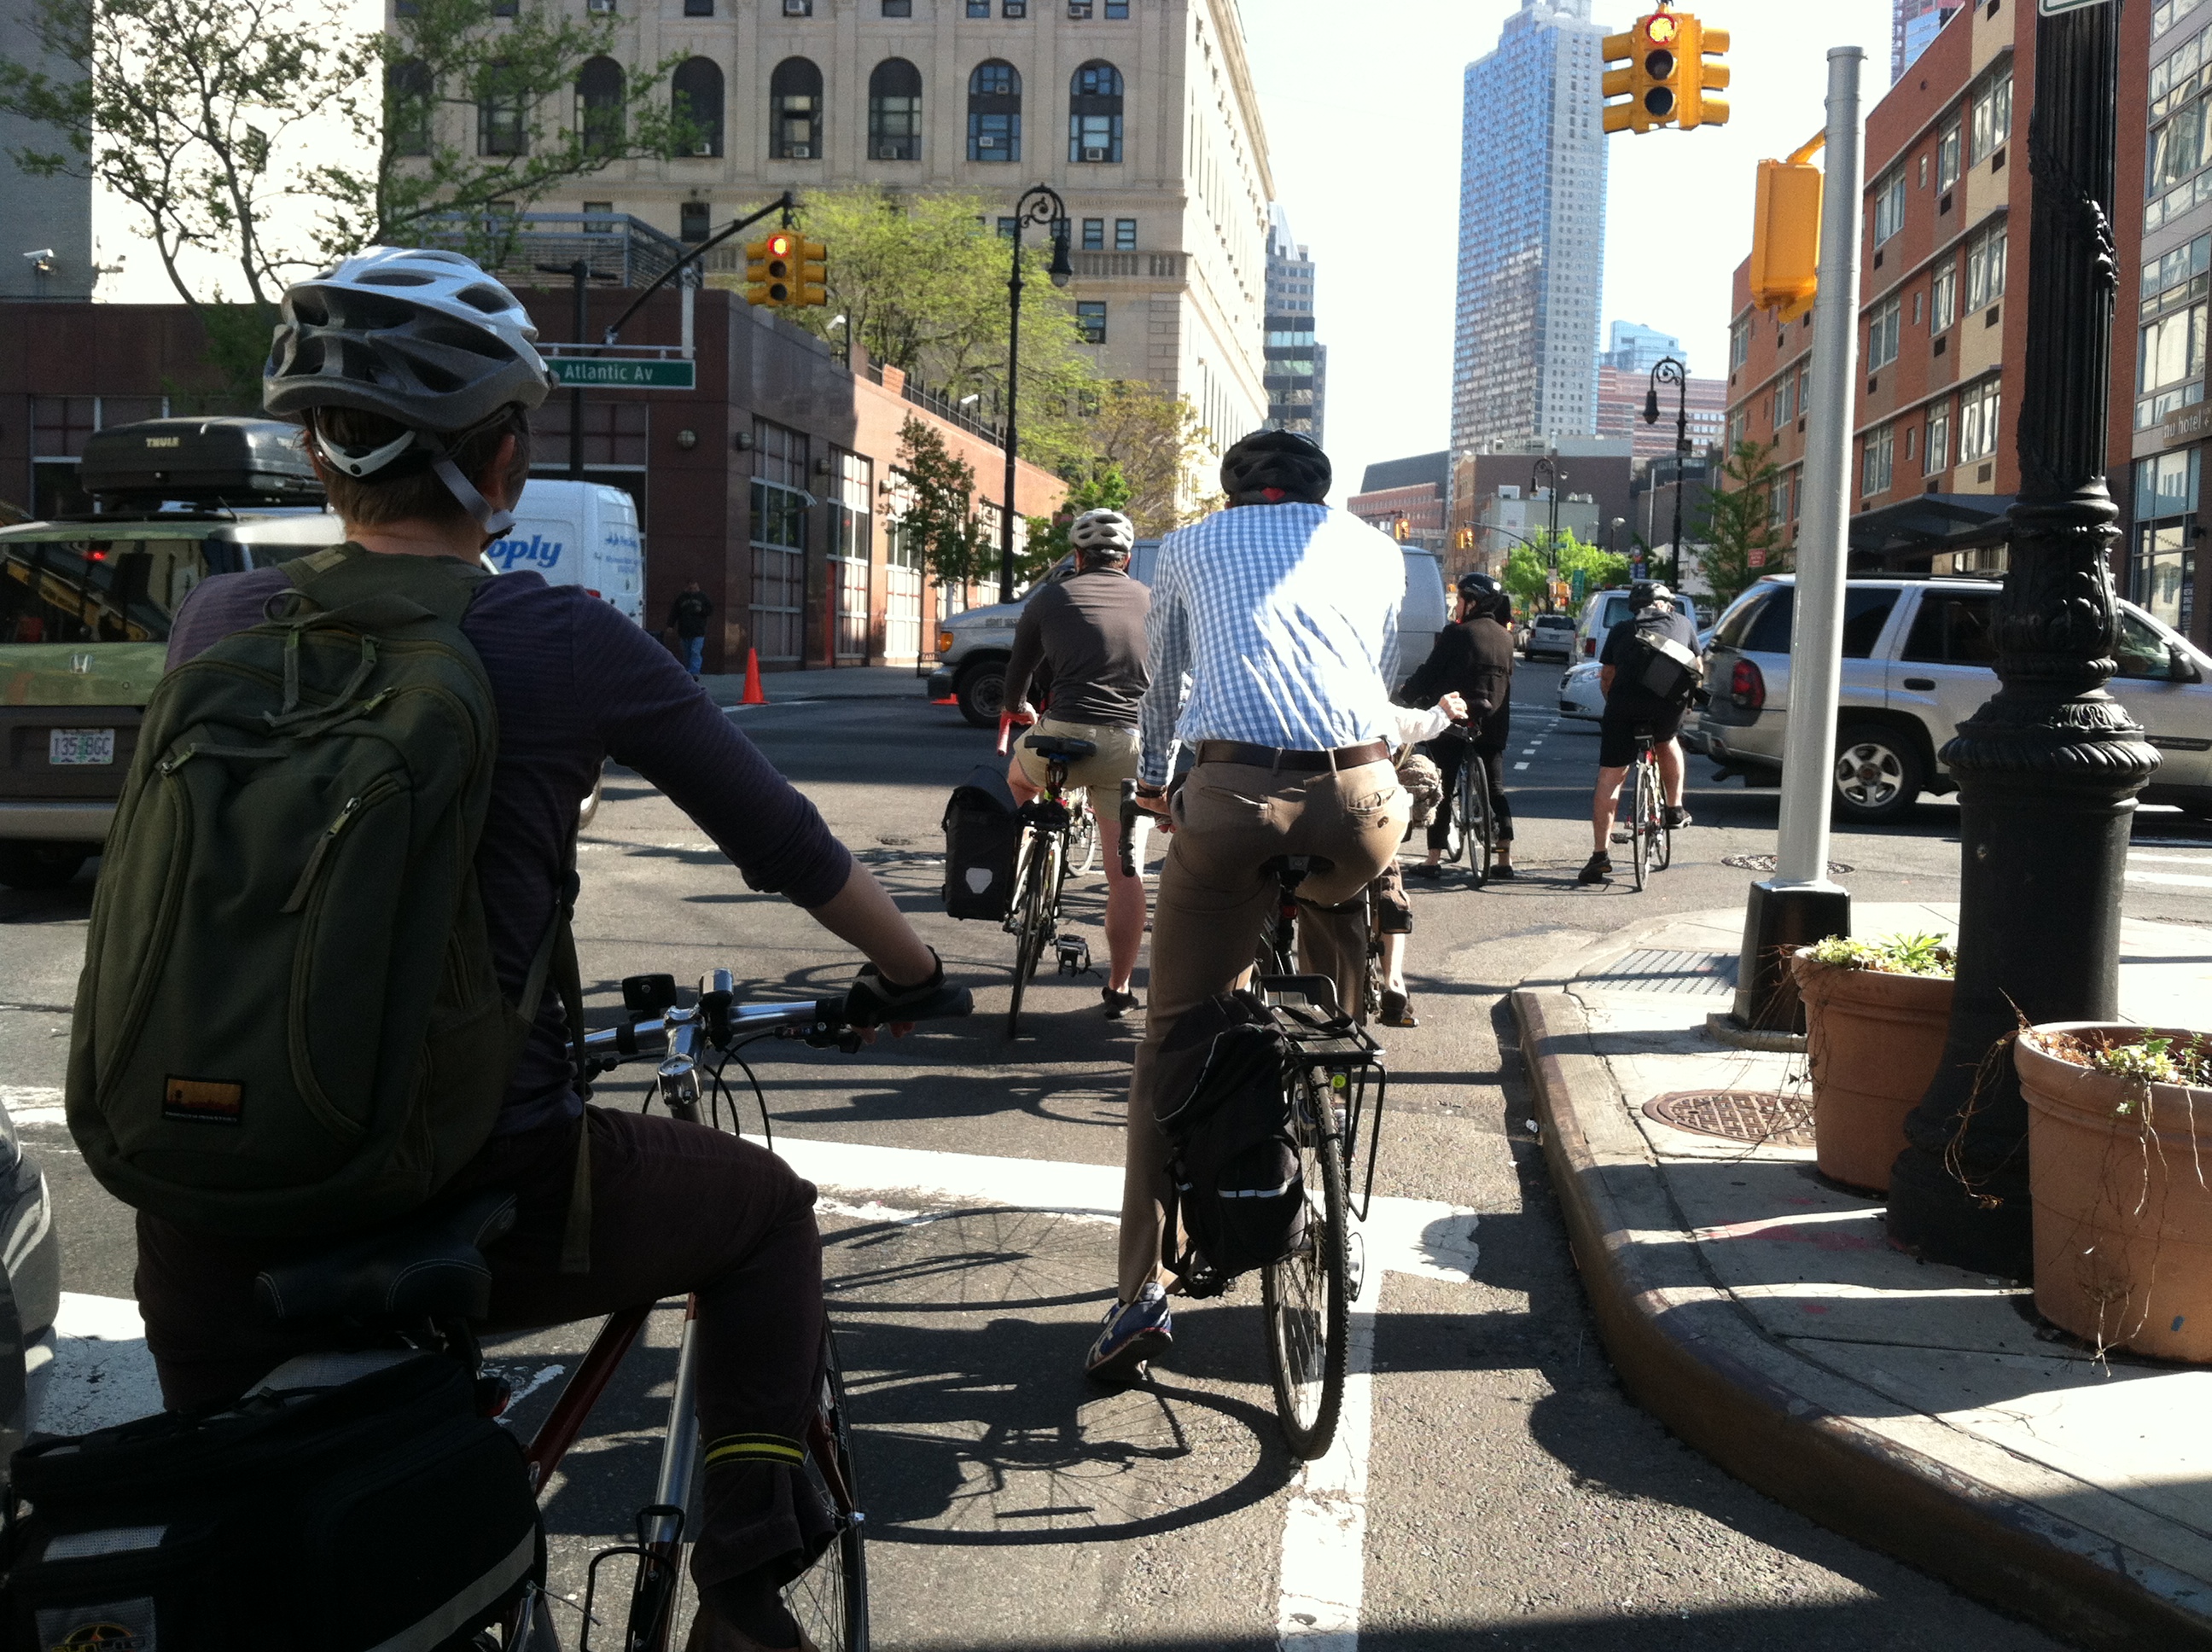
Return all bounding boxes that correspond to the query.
[7,660,2207,1649]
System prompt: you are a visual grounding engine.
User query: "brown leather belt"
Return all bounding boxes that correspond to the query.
[1194,739,1391,773]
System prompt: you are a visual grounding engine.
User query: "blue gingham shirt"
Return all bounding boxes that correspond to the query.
[1138,503,1405,786]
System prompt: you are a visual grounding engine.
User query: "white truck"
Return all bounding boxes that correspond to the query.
[484,480,643,624]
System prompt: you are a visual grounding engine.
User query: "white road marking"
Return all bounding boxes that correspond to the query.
[2,1085,64,1126]
[2130,852,2212,864]
[1514,762,1531,771]
[1276,1305,1376,1650]
[2129,870,2212,888]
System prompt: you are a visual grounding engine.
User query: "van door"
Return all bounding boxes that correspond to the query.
[591,486,645,623]
[1887,588,1999,777]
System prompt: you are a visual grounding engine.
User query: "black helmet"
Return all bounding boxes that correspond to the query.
[1630,579,1674,612]
[1220,429,1332,506]
[1456,571,1510,620]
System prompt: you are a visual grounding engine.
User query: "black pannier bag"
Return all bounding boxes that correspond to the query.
[941,764,1022,921]
[1155,992,1306,1297]
[4,1353,541,1651]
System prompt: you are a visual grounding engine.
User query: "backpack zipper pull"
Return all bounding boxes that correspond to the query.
[280,794,364,914]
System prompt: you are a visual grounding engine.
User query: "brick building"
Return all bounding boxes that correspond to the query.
[1595,365,1727,462]
[0,288,1062,674]
[1723,0,2148,599]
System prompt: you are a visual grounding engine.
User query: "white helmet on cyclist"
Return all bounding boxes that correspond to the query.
[1068,508,1137,565]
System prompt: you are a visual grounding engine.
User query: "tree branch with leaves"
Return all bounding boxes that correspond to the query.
[1697,439,1788,610]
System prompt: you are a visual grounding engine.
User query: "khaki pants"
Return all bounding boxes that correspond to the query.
[1116,758,1408,1301]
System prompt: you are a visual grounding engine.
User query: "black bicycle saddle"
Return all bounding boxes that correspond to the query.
[253,1190,518,1323]
[1023,734,1097,761]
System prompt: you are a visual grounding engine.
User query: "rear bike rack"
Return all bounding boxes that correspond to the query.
[1247,975,1390,1222]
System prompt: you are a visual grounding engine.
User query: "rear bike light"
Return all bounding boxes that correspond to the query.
[1730,658,1767,712]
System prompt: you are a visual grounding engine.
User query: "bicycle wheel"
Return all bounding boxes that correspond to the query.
[1006,829,1060,1037]
[1438,754,1466,866]
[785,1331,870,1652]
[1465,759,1495,887]
[1262,1076,1351,1460]
[1629,760,1652,893]
[1651,776,1674,872]
[1068,801,1098,877]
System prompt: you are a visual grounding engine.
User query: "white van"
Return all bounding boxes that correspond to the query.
[485,480,643,623]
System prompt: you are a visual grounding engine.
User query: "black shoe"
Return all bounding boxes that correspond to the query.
[1663,806,1691,829]
[1487,862,1518,881]
[1103,987,1141,1020]
[1406,861,1444,880]
[1379,989,1417,1028]
[1577,853,1613,885]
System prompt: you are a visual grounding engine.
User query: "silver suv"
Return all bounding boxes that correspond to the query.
[1700,574,2212,824]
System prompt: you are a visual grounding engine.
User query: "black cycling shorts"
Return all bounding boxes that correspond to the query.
[1599,704,1685,769]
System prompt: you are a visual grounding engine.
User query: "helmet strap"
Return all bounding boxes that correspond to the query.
[431,451,516,538]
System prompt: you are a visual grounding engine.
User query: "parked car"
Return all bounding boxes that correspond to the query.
[929,539,1448,729]
[1524,614,1577,662]
[1572,585,1703,664]
[1701,574,2212,823]
[482,479,644,624]
[0,417,345,889]
[1,1091,62,1463]
[1558,659,1605,719]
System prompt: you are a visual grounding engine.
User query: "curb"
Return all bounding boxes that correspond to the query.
[1512,985,2212,1651]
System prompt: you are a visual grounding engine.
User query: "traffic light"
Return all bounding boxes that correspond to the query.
[795,237,829,308]
[1394,517,1412,543]
[1602,8,1686,135]
[745,231,799,307]
[1681,18,1730,131]
[1455,526,1476,552]
[1750,157,1823,322]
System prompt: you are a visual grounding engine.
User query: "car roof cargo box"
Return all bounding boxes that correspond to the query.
[79,417,323,509]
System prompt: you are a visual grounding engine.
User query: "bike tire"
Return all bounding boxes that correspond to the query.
[785,1331,870,1652]
[1007,831,1059,1037]
[1262,1079,1351,1461]
[1466,760,1495,887]
[1654,785,1674,872]
[1069,803,1099,878]
[1630,762,1652,893]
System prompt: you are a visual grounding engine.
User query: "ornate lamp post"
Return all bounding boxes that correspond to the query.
[1531,454,1565,602]
[1885,0,2158,1275]
[998,184,1074,604]
[1644,355,1690,585]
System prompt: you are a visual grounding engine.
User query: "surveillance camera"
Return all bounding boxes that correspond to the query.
[24,248,55,262]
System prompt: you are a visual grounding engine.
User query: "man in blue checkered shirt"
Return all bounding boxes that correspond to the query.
[1086,430,1412,1384]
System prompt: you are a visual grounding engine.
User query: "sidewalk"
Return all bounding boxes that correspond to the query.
[1512,904,2212,1650]
[700,664,939,707]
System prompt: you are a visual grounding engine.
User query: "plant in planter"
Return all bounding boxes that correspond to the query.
[2017,1024,2212,1361]
[1790,934,1957,1193]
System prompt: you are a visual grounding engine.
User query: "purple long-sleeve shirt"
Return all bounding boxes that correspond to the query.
[168,560,854,1135]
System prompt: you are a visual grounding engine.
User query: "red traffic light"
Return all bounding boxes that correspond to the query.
[1644,12,1679,44]
[768,233,795,258]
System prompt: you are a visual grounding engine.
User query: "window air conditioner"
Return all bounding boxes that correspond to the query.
[1068,1,1093,15]
[876,145,902,160]
[586,0,614,12]
[789,144,812,158]
[783,0,810,13]
[1082,145,1109,162]
[979,136,1000,148]
[690,140,713,156]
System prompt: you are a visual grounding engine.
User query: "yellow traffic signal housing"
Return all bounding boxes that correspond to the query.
[745,231,799,307]
[1394,517,1412,543]
[795,237,829,308]
[1683,20,1730,130]
[1601,28,1648,134]
[1751,159,1823,322]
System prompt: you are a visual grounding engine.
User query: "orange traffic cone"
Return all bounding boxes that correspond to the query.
[741,647,768,706]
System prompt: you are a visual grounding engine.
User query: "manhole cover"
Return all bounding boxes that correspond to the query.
[1642,1090,1815,1149]
[1722,853,1854,875]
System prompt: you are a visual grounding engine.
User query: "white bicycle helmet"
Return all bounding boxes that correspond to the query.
[265,247,553,532]
[1068,508,1136,559]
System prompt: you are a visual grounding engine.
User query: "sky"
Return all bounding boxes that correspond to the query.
[1239,0,1896,503]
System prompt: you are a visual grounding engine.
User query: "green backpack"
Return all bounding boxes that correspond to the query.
[67,544,575,1240]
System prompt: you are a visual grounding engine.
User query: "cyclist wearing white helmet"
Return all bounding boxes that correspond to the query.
[135,247,945,1652]
[1002,504,1152,1015]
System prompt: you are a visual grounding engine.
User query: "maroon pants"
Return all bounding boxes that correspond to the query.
[134,1105,829,1597]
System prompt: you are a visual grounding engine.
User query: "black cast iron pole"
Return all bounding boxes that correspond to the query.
[1886,0,2158,1276]
[999,184,1072,605]
[1645,356,1689,586]
[1533,455,1563,595]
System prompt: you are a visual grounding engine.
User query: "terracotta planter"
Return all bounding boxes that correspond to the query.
[1790,951,1954,1193]
[2019,1023,2212,1362]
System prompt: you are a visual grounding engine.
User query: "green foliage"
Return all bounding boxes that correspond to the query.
[893,416,992,592]
[166,303,282,415]
[1698,439,1789,610]
[1021,463,1133,583]
[1499,530,1627,613]
[1068,380,1220,535]
[2052,1032,2212,1091]
[1807,931,1957,978]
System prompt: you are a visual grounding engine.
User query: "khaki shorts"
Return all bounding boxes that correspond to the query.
[1013,717,1142,794]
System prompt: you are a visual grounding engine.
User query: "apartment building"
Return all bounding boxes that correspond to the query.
[410,0,1277,451]
[1263,202,1325,441]
[1723,0,2146,592]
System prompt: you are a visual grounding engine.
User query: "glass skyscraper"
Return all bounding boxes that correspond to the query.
[1451,0,1609,453]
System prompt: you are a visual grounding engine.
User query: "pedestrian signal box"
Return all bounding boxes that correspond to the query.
[745,232,797,307]
[1751,159,1823,322]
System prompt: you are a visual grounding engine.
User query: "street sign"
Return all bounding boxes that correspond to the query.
[545,358,696,390]
[2039,0,2113,13]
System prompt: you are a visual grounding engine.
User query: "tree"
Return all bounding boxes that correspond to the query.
[1500,531,1628,613]
[1068,380,1220,536]
[892,417,992,595]
[1021,462,1133,584]
[1697,439,1790,609]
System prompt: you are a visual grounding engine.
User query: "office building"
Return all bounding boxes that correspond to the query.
[1264,203,1324,441]
[421,0,1276,455]
[1596,365,1727,461]
[1348,451,1450,547]
[1603,320,1683,374]
[1895,0,1965,84]
[1451,0,1610,452]
[0,6,94,302]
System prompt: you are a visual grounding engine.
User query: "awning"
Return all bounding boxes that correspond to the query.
[1848,492,2016,569]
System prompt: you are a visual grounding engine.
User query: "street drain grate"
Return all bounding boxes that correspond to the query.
[1722,853,1854,875]
[1642,1090,1815,1149]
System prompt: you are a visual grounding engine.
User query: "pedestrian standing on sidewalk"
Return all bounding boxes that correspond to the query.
[1088,429,1409,1384]
[1400,571,1519,885]
[669,580,714,680]
[1002,509,1153,1019]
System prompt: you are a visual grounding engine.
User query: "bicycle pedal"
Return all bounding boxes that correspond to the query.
[1056,936,1092,975]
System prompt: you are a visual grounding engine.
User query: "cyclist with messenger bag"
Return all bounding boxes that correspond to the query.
[1580,579,1703,886]
[63,250,947,1652]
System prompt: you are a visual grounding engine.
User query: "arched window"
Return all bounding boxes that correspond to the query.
[1069,61,1123,163]
[968,61,1020,163]
[575,56,623,155]
[771,57,823,160]
[671,57,724,158]
[869,58,922,161]
[386,59,433,157]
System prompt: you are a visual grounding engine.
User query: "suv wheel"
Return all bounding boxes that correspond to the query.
[955,662,1007,730]
[1831,725,1924,825]
[0,841,89,891]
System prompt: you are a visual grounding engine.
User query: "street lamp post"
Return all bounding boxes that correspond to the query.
[1531,455,1564,606]
[1644,356,1690,585]
[1885,1,2157,1276]
[998,184,1074,605]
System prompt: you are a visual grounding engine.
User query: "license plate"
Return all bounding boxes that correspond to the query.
[49,728,116,766]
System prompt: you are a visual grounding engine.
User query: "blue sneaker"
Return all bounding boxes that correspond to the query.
[1085,1283,1172,1383]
